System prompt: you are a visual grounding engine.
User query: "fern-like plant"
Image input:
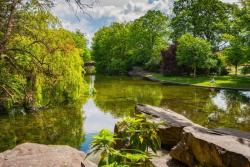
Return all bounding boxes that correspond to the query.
[87,115,163,167]
[117,114,162,153]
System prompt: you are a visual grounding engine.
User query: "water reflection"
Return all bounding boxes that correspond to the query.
[0,75,249,153]
[80,98,117,152]
[212,91,228,111]
[0,100,85,152]
[93,76,250,131]
[94,76,163,118]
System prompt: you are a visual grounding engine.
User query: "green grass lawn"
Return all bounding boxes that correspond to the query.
[152,73,250,90]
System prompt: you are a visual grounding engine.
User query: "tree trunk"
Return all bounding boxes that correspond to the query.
[235,65,238,76]
[0,0,19,55]
[24,72,36,110]
[194,66,197,78]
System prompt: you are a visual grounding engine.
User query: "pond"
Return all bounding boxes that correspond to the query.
[0,75,249,152]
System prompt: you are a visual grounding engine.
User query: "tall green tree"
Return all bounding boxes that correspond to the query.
[222,0,249,75]
[129,10,169,70]
[240,0,250,61]
[176,33,212,78]
[223,36,248,75]
[92,10,169,74]
[171,0,234,50]
[92,23,131,74]
[0,5,88,110]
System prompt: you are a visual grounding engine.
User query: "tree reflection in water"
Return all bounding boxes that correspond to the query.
[0,75,249,153]
[93,76,250,131]
[0,100,86,152]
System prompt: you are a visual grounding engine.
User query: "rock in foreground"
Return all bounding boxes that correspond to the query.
[170,126,250,167]
[0,143,97,167]
[136,104,250,167]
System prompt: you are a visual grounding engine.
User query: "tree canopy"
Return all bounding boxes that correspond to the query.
[0,1,89,111]
[171,0,235,50]
[92,23,131,74]
[223,0,250,66]
[176,33,212,78]
[92,10,169,74]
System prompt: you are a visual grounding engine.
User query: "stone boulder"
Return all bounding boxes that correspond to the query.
[170,126,250,167]
[136,104,250,167]
[151,149,187,167]
[213,128,250,140]
[0,143,97,167]
[136,104,201,147]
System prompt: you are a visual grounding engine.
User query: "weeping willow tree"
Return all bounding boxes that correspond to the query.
[0,2,88,111]
[27,28,87,107]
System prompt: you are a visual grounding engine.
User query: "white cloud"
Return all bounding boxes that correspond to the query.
[52,0,237,45]
[52,0,173,45]
[87,0,173,22]
[223,0,240,4]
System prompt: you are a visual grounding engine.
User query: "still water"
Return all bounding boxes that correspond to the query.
[0,75,249,152]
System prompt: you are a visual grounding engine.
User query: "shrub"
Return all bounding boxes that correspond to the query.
[87,115,163,166]
[241,66,250,75]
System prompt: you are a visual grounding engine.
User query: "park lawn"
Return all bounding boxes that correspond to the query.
[152,73,250,90]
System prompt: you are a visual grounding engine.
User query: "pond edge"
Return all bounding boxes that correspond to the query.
[141,74,250,91]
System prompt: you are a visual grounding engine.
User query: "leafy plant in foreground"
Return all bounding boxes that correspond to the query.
[117,115,162,153]
[87,115,163,166]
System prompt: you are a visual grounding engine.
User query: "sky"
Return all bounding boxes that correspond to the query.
[52,0,239,46]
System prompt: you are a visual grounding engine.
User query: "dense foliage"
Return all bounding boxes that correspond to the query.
[92,0,249,77]
[222,0,250,74]
[171,0,234,50]
[162,0,249,76]
[129,11,169,71]
[241,66,250,75]
[92,23,130,74]
[92,10,169,74]
[88,115,162,167]
[0,1,89,111]
[176,33,213,78]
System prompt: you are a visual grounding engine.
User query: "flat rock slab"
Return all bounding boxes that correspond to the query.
[136,104,198,127]
[170,126,250,167]
[213,128,250,140]
[136,104,250,167]
[0,143,97,167]
[136,104,201,147]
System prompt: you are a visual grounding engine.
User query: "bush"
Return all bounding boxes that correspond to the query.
[176,33,212,78]
[87,115,163,166]
[241,66,250,75]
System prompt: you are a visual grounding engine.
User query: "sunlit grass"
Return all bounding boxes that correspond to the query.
[152,73,250,89]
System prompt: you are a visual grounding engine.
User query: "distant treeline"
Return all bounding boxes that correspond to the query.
[92,10,169,74]
[92,0,250,76]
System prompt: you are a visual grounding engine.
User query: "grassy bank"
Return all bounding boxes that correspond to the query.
[152,73,250,90]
